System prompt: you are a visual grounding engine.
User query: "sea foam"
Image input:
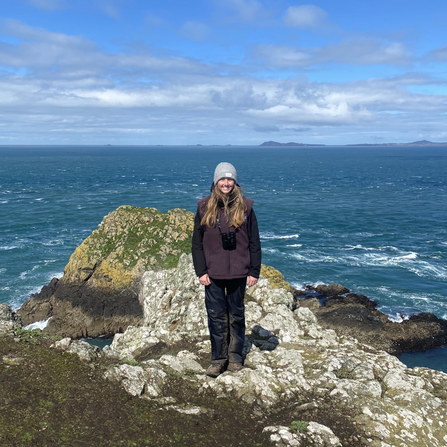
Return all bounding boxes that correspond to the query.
[24,317,52,331]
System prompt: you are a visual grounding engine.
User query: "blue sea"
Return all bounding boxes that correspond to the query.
[1,145,447,372]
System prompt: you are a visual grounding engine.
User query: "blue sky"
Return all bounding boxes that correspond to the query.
[1,0,447,145]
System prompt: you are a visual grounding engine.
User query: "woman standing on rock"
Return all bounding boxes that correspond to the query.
[192,162,261,378]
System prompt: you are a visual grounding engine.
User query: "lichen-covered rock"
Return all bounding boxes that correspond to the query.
[263,423,342,447]
[102,254,447,447]
[260,265,295,294]
[18,206,195,339]
[138,253,209,344]
[103,326,161,361]
[52,337,100,362]
[104,364,147,397]
[0,304,22,336]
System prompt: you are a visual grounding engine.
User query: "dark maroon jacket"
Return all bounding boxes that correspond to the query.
[191,195,261,280]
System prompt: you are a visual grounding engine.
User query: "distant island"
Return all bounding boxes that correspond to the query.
[260,139,447,147]
[260,141,325,147]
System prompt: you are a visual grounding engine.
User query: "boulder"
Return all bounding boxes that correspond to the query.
[52,337,101,362]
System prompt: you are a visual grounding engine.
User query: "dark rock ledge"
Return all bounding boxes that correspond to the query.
[295,284,447,356]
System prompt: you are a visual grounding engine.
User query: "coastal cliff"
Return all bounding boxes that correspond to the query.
[8,205,447,446]
[18,206,194,338]
[3,254,447,446]
[18,205,447,356]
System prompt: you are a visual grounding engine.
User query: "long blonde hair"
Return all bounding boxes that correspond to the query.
[201,184,246,228]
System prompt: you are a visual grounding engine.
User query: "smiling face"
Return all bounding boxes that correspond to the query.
[217,178,235,196]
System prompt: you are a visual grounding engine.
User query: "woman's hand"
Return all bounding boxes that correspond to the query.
[247,276,258,287]
[199,274,211,286]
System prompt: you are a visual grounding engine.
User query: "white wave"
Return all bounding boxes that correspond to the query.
[261,232,300,241]
[359,285,447,319]
[288,253,307,261]
[35,198,44,201]
[345,245,375,251]
[262,248,279,254]
[24,317,52,331]
[398,253,418,260]
[42,239,64,246]
[20,265,40,279]
[0,200,8,204]
[47,271,64,281]
[407,262,447,280]
[387,313,410,323]
[377,245,400,251]
[286,244,447,281]
[291,280,326,290]
[286,244,303,248]
[0,245,18,250]
[353,232,380,238]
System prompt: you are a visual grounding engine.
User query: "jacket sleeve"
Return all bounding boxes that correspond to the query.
[191,206,208,277]
[247,208,262,278]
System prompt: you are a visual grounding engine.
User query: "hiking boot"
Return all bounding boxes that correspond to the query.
[206,363,225,378]
[227,362,243,372]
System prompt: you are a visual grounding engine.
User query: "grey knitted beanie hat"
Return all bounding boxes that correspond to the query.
[213,162,237,185]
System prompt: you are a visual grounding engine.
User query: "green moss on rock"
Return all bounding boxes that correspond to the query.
[64,206,194,290]
[260,265,295,294]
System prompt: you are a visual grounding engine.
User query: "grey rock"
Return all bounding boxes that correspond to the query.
[104,364,147,397]
[53,337,100,362]
[0,303,22,335]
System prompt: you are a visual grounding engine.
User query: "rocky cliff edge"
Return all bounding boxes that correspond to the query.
[5,254,447,446]
[8,205,447,446]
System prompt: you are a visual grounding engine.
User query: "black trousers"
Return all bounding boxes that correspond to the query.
[205,277,247,365]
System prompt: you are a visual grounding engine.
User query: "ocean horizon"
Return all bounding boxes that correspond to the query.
[1,144,446,372]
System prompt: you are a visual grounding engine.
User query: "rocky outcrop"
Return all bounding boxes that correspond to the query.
[98,254,447,447]
[18,206,194,338]
[5,249,447,446]
[0,303,22,336]
[18,205,447,357]
[298,286,447,356]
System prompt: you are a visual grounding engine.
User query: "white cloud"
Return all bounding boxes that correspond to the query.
[427,45,447,61]
[0,20,446,145]
[215,0,267,22]
[253,39,412,67]
[283,4,328,29]
[319,40,412,66]
[98,2,121,19]
[253,44,312,67]
[180,21,211,42]
[145,13,165,28]
[27,0,67,11]
[0,20,211,74]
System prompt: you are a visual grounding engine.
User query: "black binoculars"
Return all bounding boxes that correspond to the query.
[221,231,237,250]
